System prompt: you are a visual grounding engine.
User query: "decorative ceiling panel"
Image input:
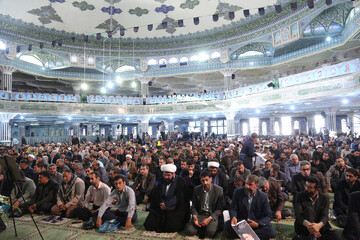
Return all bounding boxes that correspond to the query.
[0,0,280,39]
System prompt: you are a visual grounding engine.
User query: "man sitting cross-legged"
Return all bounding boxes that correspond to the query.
[185,171,224,238]
[96,174,137,229]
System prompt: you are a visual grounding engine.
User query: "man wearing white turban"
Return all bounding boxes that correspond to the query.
[144,164,190,232]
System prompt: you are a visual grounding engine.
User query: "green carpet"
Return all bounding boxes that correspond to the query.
[0,194,346,240]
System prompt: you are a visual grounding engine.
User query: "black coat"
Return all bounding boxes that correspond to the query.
[333,179,360,215]
[344,191,360,239]
[30,179,59,209]
[294,191,331,235]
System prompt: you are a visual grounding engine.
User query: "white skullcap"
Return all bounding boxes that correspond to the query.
[125,154,132,159]
[316,145,323,149]
[28,154,35,159]
[208,161,220,168]
[229,144,235,147]
[161,164,177,173]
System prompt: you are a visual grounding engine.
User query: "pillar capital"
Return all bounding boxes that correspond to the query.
[223,111,237,120]
[324,107,338,115]
[219,68,237,77]
[0,113,17,123]
[138,76,153,84]
[139,115,152,123]
[0,65,17,75]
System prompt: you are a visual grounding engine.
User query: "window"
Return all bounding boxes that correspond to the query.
[274,121,280,135]
[133,126,137,137]
[281,117,292,135]
[188,121,201,133]
[190,55,199,61]
[198,53,209,62]
[0,40,6,50]
[211,51,220,59]
[19,55,43,66]
[262,122,267,135]
[88,56,94,65]
[116,125,122,135]
[169,57,178,64]
[249,118,259,134]
[148,126,153,136]
[354,116,360,135]
[180,57,188,63]
[341,119,347,133]
[70,54,78,63]
[242,122,248,136]
[294,120,299,130]
[148,59,157,65]
[123,126,128,135]
[314,115,325,134]
[210,120,226,135]
[239,51,263,58]
[116,65,135,72]
[159,58,167,65]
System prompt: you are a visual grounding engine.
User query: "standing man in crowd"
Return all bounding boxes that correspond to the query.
[240,133,257,171]
[160,121,166,141]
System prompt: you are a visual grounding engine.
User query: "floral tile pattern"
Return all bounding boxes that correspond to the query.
[28,5,63,24]
[180,0,200,10]
[155,4,175,14]
[72,1,95,11]
[96,18,124,32]
[215,2,242,21]
[128,7,149,17]
[101,6,122,15]
[156,16,181,34]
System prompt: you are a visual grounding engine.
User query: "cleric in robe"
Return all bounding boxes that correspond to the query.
[144,164,190,232]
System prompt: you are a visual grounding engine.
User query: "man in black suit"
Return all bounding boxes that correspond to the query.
[292,161,326,204]
[333,168,360,223]
[132,164,156,204]
[293,177,340,240]
[225,175,276,239]
[186,171,224,238]
[28,171,59,214]
[207,161,228,194]
[343,191,360,240]
[263,163,289,200]
[240,133,258,171]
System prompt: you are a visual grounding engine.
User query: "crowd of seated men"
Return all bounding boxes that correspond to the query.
[1,132,360,240]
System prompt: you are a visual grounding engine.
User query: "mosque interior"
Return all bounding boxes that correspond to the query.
[0,0,359,143]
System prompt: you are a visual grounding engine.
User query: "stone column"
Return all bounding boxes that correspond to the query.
[347,113,354,132]
[325,108,338,133]
[111,124,118,138]
[224,111,237,139]
[72,123,81,136]
[200,118,205,136]
[138,116,152,137]
[0,113,17,144]
[138,76,152,98]
[18,123,26,138]
[168,120,175,133]
[0,65,17,92]
[234,116,241,136]
[269,116,275,135]
[305,114,316,135]
[219,68,236,91]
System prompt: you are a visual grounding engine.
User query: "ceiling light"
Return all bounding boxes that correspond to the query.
[342,99,349,104]
[106,81,114,89]
[290,106,295,110]
[153,117,156,120]
[42,67,45,70]
[198,53,209,62]
[170,116,173,119]
[20,115,24,120]
[81,83,88,90]
[193,116,197,119]
[256,109,261,114]
[250,62,254,66]
[326,36,331,42]
[67,116,72,120]
[304,102,313,105]
[105,117,108,120]
[126,117,130,121]
[101,87,106,94]
[116,76,122,83]
[212,114,216,117]
[131,81,136,88]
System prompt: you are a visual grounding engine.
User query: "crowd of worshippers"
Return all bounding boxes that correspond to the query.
[0,133,360,240]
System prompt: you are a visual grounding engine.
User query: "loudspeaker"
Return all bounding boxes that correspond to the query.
[117,125,120,129]
[231,74,235,79]
[321,112,326,119]
[79,123,84,128]
[148,81,153,86]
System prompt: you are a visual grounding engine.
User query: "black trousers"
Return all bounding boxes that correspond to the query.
[73,205,100,221]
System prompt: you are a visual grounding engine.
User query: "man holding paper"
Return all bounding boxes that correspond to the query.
[225,175,276,240]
